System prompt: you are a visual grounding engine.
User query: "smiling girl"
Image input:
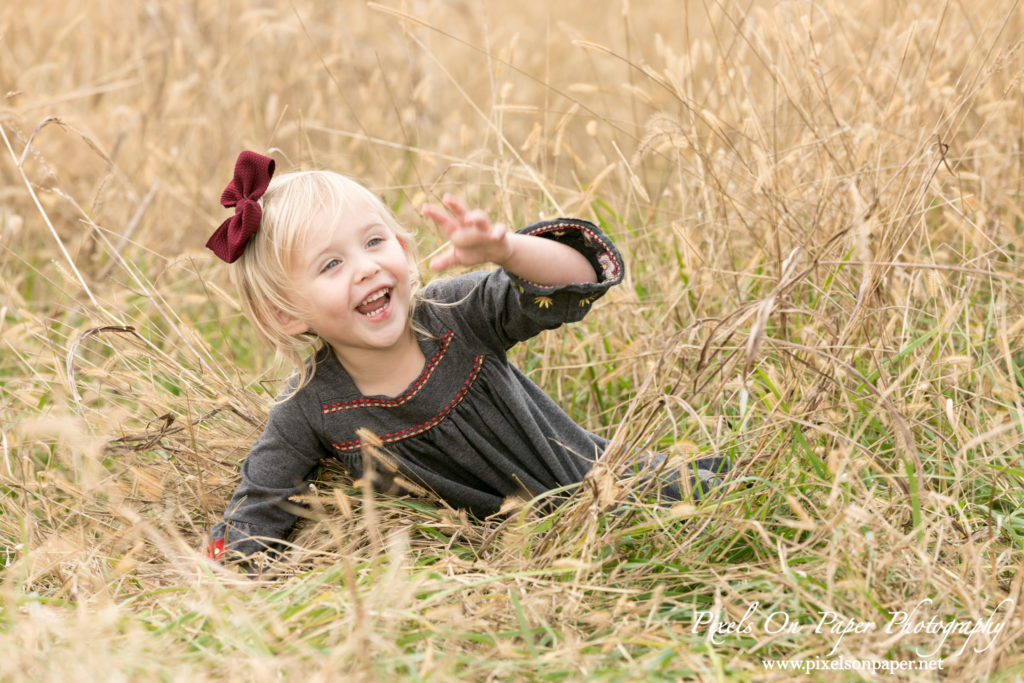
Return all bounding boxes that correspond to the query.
[205,151,726,563]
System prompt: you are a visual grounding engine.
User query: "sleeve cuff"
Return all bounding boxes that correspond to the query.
[508,218,625,294]
[205,537,226,561]
[210,520,284,560]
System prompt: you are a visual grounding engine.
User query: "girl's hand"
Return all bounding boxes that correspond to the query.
[422,194,513,272]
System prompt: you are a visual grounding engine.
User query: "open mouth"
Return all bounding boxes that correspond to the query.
[355,287,392,318]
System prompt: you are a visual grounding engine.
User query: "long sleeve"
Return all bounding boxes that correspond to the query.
[422,217,625,352]
[211,390,329,558]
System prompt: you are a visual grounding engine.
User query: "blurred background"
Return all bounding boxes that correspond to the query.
[1,1,1022,679]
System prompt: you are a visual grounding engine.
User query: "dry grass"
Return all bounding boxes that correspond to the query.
[2,0,1023,680]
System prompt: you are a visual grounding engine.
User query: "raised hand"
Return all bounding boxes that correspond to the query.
[422,194,513,272]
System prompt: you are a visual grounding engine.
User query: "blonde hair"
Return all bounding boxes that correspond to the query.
[230,169,420,394]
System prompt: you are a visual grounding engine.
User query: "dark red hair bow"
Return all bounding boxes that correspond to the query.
[206,151,276,263]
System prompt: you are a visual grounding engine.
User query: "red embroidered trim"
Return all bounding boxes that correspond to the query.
[322,329,454,413]
[331,354,485,452]
[518,221,622,286]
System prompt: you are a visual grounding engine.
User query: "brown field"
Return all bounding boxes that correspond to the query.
[2,0,1023,680]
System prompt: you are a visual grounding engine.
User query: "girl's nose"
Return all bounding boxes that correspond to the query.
[352,254,381,282]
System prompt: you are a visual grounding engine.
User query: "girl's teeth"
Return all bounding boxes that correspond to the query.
[356,288,391,316]
[360,289,389,307]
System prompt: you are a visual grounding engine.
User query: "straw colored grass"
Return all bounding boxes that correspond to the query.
[2,0,1023,680]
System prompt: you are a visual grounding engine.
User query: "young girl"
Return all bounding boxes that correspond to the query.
[205,151,726,562]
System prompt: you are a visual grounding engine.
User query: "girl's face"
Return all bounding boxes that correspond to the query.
[277,196,413,358]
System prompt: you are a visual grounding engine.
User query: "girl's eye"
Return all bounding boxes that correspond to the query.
[321,258,342,273]
[366,236,383,248]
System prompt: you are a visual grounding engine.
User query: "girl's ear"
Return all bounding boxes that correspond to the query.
[274,307,310,336]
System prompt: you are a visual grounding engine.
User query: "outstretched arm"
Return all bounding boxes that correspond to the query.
[423,194,598,286]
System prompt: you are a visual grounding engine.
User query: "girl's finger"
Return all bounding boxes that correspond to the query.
[442,194,470,221]
[429,248,457,272]
[464,208,491,233]
[422,204,458,237]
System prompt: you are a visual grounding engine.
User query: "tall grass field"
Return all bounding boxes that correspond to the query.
[2,1,1023,680]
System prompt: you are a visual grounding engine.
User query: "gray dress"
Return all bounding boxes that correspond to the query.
[212,218,668,557]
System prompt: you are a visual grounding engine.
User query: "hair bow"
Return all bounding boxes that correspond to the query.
[206,151,276,263]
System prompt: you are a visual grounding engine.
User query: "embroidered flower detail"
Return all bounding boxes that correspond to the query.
[597,252,619,280]
[534,296,553,308]
[578,296,594,307]
[551,229,566,237]
[514,282,524,293]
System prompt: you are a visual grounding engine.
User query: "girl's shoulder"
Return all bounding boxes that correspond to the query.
[419,270,490,305]
[269,345,344,414]
[417,269,511,329]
